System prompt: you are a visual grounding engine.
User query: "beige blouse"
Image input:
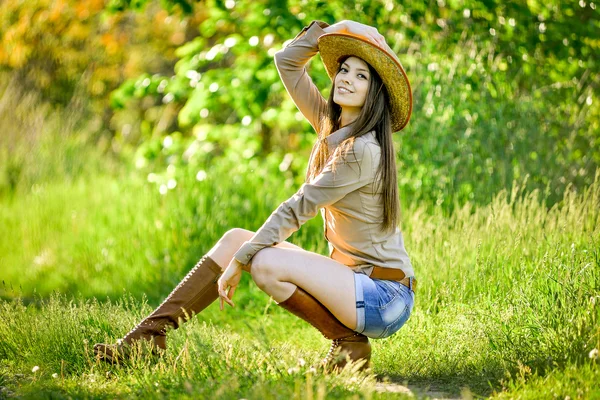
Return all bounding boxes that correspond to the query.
[233,20,414,278]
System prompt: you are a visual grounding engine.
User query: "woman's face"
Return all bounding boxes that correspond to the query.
[333,56,370,110]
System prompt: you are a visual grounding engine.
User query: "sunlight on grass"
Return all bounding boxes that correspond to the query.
[0,170,598,398]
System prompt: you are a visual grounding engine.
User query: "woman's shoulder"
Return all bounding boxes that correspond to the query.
[340,131,380,168]
[354,131,381,154]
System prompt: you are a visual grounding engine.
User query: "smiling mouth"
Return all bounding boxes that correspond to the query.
[337,87,353,94]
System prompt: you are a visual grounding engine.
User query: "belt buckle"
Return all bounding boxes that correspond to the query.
[397,276,410,290]
[410,277,417,292]
[400,276,416,292]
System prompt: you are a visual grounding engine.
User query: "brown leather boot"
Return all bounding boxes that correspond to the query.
[94,254,222,362]
[277,287,371,372]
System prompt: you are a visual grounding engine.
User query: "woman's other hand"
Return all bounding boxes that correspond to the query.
[323,20,349,34]
[217,258,243,310]
[325,20,387,49]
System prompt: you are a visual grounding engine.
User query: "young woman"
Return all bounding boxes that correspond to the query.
[95,19,416,372]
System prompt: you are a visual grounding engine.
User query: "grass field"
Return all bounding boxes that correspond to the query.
[0,166,598,399]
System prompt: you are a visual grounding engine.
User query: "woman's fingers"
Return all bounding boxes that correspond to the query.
[216,261,242,311]
[218,283,236,310]
[217,279,228,310]
[346,21,387,48]
[221,288,235,307]
[370,28,386,48]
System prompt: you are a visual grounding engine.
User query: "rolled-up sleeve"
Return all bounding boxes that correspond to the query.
[233,142,376,265]
[274,20,330,134]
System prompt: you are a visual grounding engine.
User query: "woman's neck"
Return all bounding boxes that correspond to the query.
[340,108,360,127]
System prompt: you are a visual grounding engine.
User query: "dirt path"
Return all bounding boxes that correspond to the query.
[375,381,464,399]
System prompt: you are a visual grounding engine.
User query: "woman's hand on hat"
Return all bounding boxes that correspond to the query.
[217,258,243,310]
[341,20,387,49]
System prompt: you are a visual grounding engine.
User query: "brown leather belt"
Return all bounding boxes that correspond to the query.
[370,266,417,292]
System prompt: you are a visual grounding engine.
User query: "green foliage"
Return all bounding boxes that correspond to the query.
[1,0,598,209]
[102,0,599,212]
[0,76,118,197]
[399,34,599,209]
[0,0,190,134]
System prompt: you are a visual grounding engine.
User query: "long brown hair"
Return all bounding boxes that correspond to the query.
[305,55,400,233]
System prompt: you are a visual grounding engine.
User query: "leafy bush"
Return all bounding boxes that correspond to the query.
[107,0,599,211]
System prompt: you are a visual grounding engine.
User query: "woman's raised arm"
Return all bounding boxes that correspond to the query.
[274,20,347,135]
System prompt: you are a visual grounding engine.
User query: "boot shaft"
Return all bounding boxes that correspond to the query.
[95,255,222,361]
[277,287,362,341]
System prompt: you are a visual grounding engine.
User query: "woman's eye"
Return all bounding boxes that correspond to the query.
[339,67,367,79]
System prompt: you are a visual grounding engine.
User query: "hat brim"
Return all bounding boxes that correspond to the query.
[317,32,412,133]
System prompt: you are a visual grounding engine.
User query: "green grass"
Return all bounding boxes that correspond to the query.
[0,167,598,398]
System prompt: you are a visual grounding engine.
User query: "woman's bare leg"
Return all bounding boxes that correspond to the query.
[249,247,357,330]
[207,228,356,330]
[206,228,306,273]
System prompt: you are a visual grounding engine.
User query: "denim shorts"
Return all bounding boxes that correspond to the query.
[353,272,415,339]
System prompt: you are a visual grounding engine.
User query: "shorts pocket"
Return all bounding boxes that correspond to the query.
[376,301,412,339]
[375,286,414,338]
[374,279,402,310]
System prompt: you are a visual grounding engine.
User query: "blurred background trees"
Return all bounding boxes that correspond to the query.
[1,0,598,211]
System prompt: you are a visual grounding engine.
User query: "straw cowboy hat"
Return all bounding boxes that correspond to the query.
[317,29,413,132]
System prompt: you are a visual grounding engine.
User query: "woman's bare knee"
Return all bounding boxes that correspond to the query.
[221,228,253,244]
[207,228,253,269]
[249,251,277,290]
[251,250,301,302]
